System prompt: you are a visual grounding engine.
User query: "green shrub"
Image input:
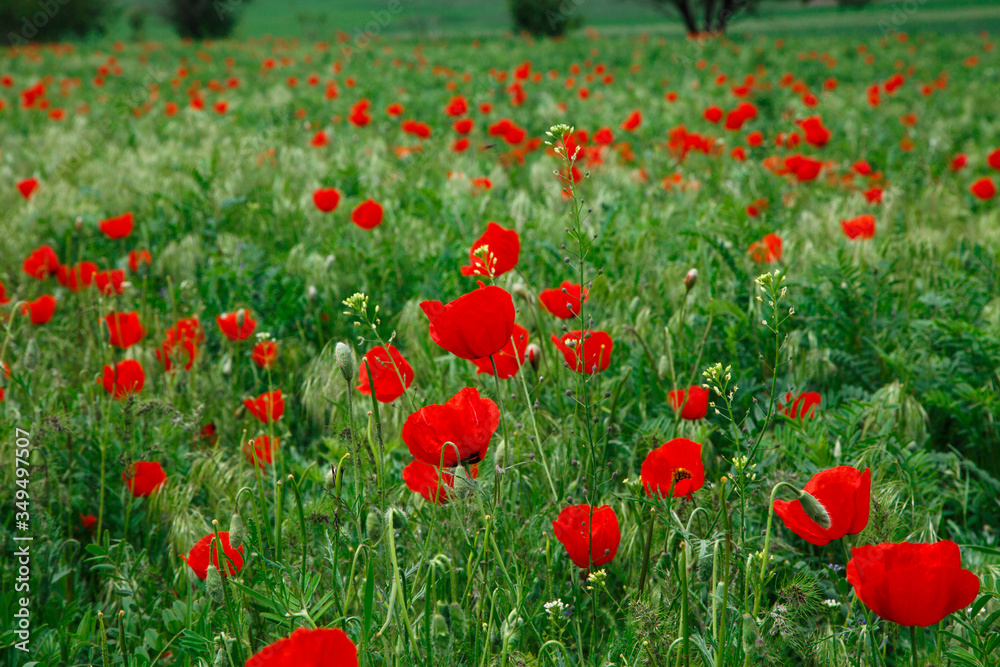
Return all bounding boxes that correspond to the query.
[162,0,246,40]
[1,0,113,46]
[508,0,582,37]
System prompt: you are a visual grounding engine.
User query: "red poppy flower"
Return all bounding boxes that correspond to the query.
[157,317,204,371]
[640,438,705,498]
[351,199,383,229]
[668,385,709,420]
[593,126,614,145]
[538,281,589,319]
[863,187,884,204]
[244,434,279,468]
[988,147,1000,171]
[0,281,9,305]
[23,245,60,280]
[252,340,278,369]
[971,177,997,200]
[453,117,474,134]
[847,540,980,627]
[244,389,284,423]
[21,295,56,325]
[774,466,870,546]
[420,284,516,361]
[460,222,520,277]
[122,460,165,497]
[80,513,97,530]
[445,95,468,117]
[357,345,414,403]
[551,330,613,374]
[780,391,821,419]
[402,386,499,467]
[105,311,145,348]
[452,138,470,152]
[128,249,152,272]
[798,116,831,147]
[57,261,98,292]
[217,309,257,341]
[552,504,621,569]
[470,323,529,378]
[402,459,473,504]
[94,269,126,296]
[100,359,145,399]
[184,532,245,580]
[17,177,39,199]
[852,160,872,175]
[749,233,783,263]
[385,102,403,117]
[99,212,134,239]
[621,109,642,131]
[313,187,341,213]
[703,105,723,124]
[246,627,357,667]
[311,130,329,147]
[841,214,876,240]
[950,154,968,172]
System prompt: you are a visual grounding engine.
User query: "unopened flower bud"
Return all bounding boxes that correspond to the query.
[22,338,39,371]
[656,355,669,380]
[526,343,541,370]
[307,285,318,301]
[448,602,466,639]
[685,268,699,291]
[335,342,354,382]
[228,511,244,549]
[798,490,832,529]
[432,613,450,644]
[206,564,224,604]
[493,439,506,468]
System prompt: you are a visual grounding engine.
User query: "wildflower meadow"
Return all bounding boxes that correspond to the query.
[1,14,1000,667]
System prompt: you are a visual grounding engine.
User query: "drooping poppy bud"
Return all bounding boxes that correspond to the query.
[335,342,354,382]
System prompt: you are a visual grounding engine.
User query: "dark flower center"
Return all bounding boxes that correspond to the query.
[673,468,693,483]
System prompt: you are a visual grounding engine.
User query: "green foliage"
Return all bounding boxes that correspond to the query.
[508,0,582,37]
[1,0,113,46]
[162,0,246,40]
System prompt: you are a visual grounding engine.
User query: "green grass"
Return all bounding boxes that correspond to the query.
[2,23,1000,667]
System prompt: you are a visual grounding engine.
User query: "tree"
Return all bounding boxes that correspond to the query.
[638,0,761,35]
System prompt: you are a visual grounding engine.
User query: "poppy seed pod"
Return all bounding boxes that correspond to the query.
[228,511,244,549]
[685,268,699,291]
[205,564,224,604]
[335,342,354,382]
[23,338,39,371]
[797,490,832,529]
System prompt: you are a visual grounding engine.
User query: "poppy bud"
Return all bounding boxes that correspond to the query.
[685,268,699,291]
[526,343,541,370]
[741,613,759,653]
[236,309,246,331]
[432,613,450,645]
[228,511,244,549]
[221,356,233,376]
[335,342,354,382]
[213,648,227,667]
[389,507,408,531]
[324,464,336,492]
[448,602,466,639]
[23,338,39,371]
[307,285,318,301]
[75,216,84,232]
[493,439,506,468]
[365,508,382,538]
[797,490,832,529]
[206,564,224,604]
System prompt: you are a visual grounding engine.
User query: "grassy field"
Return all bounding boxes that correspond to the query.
[2,16,1000,667]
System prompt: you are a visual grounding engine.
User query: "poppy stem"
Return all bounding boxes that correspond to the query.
[911,625,918,667]
[717,478,732,667]
[489,354,511,507]
[515,353,558,503]
[753,482,800,619]
[638,507,656,594]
